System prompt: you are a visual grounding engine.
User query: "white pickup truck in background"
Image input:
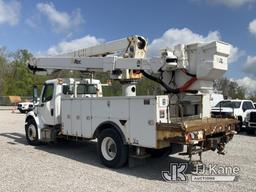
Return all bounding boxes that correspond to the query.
[211,99,255,132]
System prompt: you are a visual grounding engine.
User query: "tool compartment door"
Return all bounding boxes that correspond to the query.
[61,99,72,135]
[71,100,82,136]
[81,99,92,138]
[129,97,157,148]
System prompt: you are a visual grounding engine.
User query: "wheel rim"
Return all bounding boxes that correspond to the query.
[28,124,37,141]
[101,137,117,161]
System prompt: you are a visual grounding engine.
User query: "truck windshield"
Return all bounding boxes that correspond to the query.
[215,101,241,108]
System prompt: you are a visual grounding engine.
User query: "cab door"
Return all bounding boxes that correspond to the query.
[38,83,55,125]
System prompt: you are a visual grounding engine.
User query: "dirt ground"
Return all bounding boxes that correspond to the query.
[0,110,255,192]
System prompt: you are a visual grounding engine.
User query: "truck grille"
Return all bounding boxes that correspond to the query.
[250,112,256,122]
[249,123,256,127]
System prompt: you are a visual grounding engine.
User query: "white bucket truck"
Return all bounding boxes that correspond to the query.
[25,35,237,168]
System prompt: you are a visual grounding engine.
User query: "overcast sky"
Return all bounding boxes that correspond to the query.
[0,0,256,93]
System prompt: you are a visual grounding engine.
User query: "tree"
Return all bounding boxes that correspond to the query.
[2,49,47,96]
[0,47,8,95]
[214,78,245,99]
[248,91,256,102]
[136,77,163,95]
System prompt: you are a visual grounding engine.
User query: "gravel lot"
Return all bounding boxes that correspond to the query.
[0,110,255,192]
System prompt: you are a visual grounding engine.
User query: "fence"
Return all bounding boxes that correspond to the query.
[0,96,32,106]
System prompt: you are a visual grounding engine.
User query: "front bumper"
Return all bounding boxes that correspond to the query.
[17,106,33,111]
[17,107,29,111]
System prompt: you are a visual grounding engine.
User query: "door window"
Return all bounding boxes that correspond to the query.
[242,101,254,111]
[242,102,247,111]
[245,102,254,110]
[42,84,54,102]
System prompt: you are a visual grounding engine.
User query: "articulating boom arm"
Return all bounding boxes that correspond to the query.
[60,35,147,58]
[28,35,231,94]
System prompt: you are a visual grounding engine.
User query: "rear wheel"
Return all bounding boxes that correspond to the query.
[25,119,40,145]
[97,129,128,168]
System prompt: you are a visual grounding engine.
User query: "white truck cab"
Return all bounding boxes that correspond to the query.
[211,99,255,131]
[35,78,102,123]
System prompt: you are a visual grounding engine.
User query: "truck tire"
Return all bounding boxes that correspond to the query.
[235,117,242,133]
[25,119,40,146]
[97,128,128,168]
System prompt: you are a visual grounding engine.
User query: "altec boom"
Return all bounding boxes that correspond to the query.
[25,35,237,168]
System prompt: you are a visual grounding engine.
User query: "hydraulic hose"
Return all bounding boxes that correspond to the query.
[140,70,180,94]
[140,70,198,94]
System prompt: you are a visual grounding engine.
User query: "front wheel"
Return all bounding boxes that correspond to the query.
[236,117,243,133]
[97,129,128,168]
[25,119,40,145]
[235,122,242,133]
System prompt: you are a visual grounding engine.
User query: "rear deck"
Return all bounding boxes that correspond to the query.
[156,118,237,148]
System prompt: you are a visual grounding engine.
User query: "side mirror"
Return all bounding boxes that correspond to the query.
[33,85,38,103]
